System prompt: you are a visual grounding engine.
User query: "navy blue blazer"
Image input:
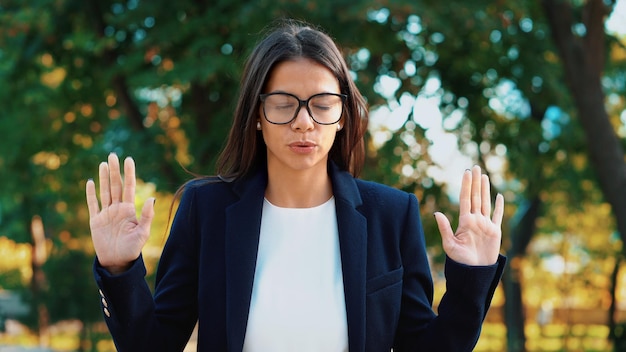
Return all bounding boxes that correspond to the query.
[94,163,506,351]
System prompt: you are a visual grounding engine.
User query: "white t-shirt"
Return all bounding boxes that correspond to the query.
[242,197,348,352]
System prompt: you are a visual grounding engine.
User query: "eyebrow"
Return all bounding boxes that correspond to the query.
[265,90,341,97]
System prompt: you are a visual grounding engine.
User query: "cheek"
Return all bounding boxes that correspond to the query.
[259,128,269,146]
[260,126,283,150]
[323,129,339,147]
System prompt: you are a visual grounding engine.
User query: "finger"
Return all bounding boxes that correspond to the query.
[459,169,472,215]
[492,193,505,227]
[85,179,100,218]
[108,153,123,203]
[123,157,136,204]
[434,212,455,246]
[138,198,156,235]
[99,161,111,208]
[471,165,482,213]
[481,174,491,216]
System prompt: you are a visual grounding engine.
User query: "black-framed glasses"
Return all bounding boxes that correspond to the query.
[259,92,347,125]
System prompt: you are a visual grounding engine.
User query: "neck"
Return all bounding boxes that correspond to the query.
[265,164,333,208]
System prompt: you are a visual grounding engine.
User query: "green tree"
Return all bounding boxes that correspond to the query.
[1,1,625,350]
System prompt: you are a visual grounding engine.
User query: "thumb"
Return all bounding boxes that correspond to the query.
[434,212,455,246]
[138,197,156,234]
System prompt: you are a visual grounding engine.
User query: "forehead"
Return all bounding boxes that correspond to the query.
[264,58,340,96]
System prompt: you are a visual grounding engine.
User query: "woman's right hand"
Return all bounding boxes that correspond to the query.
[86,153,155,275]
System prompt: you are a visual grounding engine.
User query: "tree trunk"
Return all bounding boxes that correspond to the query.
[542,0,626,242]
[504,196,542,352]
[608,254,624,343]
[543,0,626,346]
[87,1,145,131]
[30,215,50,347]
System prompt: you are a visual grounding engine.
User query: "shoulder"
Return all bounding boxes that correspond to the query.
[184,176,232,191]
[182,176,231,194]
[354,178,415,202]
[178,172,266,206]
[354,179,418,214]
[177,176,240,208]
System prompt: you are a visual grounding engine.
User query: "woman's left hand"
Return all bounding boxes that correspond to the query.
[434,165,504,266]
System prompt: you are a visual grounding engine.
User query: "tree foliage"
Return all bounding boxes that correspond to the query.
[0,0,625,350]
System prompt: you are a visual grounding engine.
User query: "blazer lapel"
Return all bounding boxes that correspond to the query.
[330,164,367,352]
[224,171,267,352]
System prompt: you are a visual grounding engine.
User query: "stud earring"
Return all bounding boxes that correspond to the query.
[337,124,342,131]
[256,121,261,130]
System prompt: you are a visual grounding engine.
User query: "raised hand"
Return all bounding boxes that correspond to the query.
[434,165,504,266]
[86,153,155,274]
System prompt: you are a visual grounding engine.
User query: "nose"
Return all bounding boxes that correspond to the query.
[290,105,315,131]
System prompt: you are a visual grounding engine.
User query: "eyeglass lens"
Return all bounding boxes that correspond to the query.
[262,93,343,124]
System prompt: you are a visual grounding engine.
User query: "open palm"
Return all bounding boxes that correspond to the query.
[86,153,155,274]
[434,166,504,266]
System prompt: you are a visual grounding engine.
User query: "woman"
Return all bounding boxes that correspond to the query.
[86,21,506,351]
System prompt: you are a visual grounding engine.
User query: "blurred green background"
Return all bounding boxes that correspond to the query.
[1,0,625,351]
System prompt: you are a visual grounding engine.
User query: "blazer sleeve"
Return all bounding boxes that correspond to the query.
[93,185,200,352]
[393,193,506,352]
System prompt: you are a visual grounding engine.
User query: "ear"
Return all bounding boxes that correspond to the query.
[337,114,346,131]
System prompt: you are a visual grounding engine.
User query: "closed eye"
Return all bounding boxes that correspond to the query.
[312,104,332,111]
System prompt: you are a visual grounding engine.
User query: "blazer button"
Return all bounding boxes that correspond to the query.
[101,298,108,308]
[99,289,105,298]
[103,307,111,318]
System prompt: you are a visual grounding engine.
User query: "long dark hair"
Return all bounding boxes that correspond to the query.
[166,21,369,233]
[216,19,368,180]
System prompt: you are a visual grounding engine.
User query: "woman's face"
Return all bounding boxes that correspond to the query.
[259,57,342,176]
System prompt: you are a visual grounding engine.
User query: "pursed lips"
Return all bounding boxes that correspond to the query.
[288,141,316,154]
